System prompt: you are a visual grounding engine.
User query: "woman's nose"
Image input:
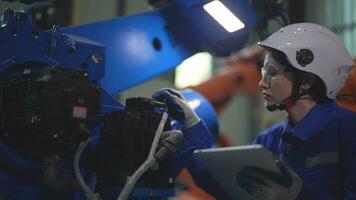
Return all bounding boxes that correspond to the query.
[258,76,269,90]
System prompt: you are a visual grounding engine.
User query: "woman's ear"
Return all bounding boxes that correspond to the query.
[301,73,316,90]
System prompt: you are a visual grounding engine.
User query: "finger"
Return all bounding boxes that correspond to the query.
[159,131,171,143]
[165,88,184,99]
[246,181,269,200]
[243,166,289,186]
[153,90,176,104]
[249,182,278,200]
[152,90,186,111]
[251,190,268,200]
[160,92,186,122]
[238,170,271,187]
[152,88,178,100]
[237,173,257,191]
[152,89,168,101]
[243,181,262,195]
[171,94,187,107]
[276,160,299,185]
[237,171,251,185]
[237,173,269,193]
[250,175,271,188]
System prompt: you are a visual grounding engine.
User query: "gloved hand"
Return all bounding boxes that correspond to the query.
[152,88,201,129]
[236,161,303,200]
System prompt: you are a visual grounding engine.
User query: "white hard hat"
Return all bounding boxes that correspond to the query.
[258,23,354,99]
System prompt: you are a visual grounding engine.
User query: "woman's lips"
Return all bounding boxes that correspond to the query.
[263,92,272,99]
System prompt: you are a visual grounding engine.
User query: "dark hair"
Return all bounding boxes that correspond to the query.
[268,49,331,104]
[307,75,331,104]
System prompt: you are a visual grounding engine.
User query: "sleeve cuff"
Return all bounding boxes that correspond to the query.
[180,120,216,153]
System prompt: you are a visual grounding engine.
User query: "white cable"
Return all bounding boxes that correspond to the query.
[117,112,168,200]
[148,112,168,158]
[116,157,157,200]
[74,137,101,200]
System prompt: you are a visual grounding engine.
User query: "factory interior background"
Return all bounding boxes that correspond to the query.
[0,0,356,199]
[1,0,354,145]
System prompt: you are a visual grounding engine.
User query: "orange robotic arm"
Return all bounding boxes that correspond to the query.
[190,45,263,115]
[175,45,264,200]
[337,58,356,112]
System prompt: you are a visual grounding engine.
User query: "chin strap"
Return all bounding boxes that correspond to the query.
[266,70,306,112]
[266,98,295,111]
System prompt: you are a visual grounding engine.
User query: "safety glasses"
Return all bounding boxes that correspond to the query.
[261,66,291,83]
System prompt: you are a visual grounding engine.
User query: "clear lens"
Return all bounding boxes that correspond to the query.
[261,66,288,83]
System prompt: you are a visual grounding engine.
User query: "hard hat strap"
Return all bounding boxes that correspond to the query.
[266,70,306,112]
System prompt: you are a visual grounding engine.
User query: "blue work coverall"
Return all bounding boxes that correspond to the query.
[183,101,356,200]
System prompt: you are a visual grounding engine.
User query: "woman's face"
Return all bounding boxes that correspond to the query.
[258,52,293,107]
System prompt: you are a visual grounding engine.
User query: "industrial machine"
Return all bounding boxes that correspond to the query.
[0,0,289,199]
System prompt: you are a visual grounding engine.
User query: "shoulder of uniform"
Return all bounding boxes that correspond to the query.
[255,121,286,143]
[334,107,356,140]
[336,106,356,121]
[262,121,286,134]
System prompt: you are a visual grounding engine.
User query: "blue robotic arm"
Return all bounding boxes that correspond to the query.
[0,0,263,199]
[3,0,47,3]
[61,0,256,95]
[1,0,257,95]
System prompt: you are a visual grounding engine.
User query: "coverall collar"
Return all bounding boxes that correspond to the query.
[281,101,339,141]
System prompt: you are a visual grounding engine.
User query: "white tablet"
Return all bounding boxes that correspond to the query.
[194,144,282,200]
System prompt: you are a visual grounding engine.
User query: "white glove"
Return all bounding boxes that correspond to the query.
[237,162,303,200]
[152,88,200,129]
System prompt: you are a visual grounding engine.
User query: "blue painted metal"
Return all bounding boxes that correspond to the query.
[0,8,125,151]
[103,187,175,200]
[0,9,105,82]
[0,8,174,199]
[130,188,175,200]
[61,11,193,96]
[61,0,256,96]
[3,0,47,4]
